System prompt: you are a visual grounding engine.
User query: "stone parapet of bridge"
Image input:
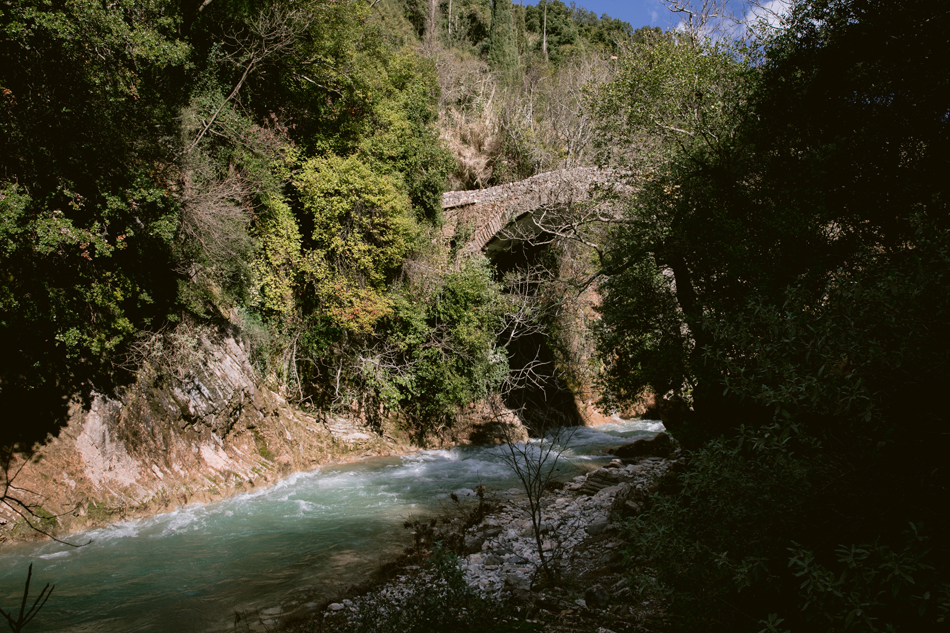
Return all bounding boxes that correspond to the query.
[441,167,623,256]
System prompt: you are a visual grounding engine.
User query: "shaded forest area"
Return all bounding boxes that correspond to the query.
[2,0,949,629]
[588,1,950,630]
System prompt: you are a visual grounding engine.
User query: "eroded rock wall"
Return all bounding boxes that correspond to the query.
[0,336,383,543]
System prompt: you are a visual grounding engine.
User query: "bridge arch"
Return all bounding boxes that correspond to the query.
[441,168,625,429]
[441,167,622,257]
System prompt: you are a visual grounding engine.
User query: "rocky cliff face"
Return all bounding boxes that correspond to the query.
[0,335,385,544]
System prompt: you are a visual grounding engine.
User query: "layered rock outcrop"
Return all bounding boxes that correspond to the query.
[0,335,384,544]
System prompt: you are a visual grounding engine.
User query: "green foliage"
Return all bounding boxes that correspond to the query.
[593,0,949,418]
[589,30,749,172]
[356,48,457,224]
[623,424,820,604]
[624,420,950,632]
[0,0,626,461]
[0,0,466,447]
[405,259,508,423]
[585,15,636,54]
[707,232,950,441]
[745,0,950,256]
[488,0,519,75]
[253,195,303,322]
[787,526,950,632]
[260,10,454,220]
[0,0,188,404]
[296,154,416,334]
[444,0,492,51]
[285,254,509,437]
[600,2,950,631]
[371,2,419,47]
[377,257,509,436]
[596,247,690,402]
[524,0,579,63]
[590,33,759,413]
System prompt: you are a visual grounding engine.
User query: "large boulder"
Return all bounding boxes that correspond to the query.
[452,398,529,445]
[608,432,676,459]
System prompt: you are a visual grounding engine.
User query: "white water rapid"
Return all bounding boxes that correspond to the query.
[0,419,663,632]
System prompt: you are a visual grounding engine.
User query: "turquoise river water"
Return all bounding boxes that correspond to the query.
[0,419,663,632]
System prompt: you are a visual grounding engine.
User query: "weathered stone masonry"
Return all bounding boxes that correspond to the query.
[441,167,622,256]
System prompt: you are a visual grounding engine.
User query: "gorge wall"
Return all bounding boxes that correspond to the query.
[0,334,384,544]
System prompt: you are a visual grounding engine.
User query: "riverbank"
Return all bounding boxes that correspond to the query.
[0,408,410,548]
[1,419,662,633]
[0,333,529,548]
[242,439,680,633]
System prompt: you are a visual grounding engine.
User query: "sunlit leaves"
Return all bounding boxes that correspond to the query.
[295,154,416,333]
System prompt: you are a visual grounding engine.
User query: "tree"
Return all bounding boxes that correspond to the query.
[593,0,950,629]
[494,407,576,580]
[524,0,577,63]
[384,258,509,438]
[541,0,548,60]
[488,0,519,75]
[588,31,754,431]
[295,154,416,335]
[0,0,190,439]
[496,52,611,178]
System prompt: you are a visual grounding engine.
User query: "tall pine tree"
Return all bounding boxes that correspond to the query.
[488,0,518,75]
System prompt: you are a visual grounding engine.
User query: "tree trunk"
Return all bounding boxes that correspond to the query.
[425,0,438,51]
[665,252,710,357]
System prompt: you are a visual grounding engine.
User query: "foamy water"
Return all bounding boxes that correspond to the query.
[0,419,662,632]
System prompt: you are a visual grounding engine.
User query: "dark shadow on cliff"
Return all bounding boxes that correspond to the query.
[485,219,585,432]
[0,313,245,454]
[501,331,582,431]
[0,356,135,454]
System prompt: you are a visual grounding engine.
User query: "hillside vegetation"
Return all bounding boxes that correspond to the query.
[0,0,634,448]
[588,1,950,630]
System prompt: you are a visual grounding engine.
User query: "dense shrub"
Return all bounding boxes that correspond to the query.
[347,544,531,633]
[597,1,950,630]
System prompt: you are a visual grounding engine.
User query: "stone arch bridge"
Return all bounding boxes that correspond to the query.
[441,167,624,259]
[441,167,627,428]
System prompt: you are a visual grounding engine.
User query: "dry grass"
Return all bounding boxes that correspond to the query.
[436,50,616,191]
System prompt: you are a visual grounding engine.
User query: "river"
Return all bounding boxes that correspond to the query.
[0,419,662,632]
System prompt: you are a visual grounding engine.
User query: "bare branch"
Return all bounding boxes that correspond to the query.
[662,0,741,40]
[1,452,88,547]
[186,5,313,153]
[490,397,579,579]
[0,563,54,633]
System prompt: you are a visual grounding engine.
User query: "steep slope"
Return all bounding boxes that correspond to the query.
[1,335,386,544]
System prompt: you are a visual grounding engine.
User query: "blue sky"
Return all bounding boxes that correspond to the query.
[519,1,791,36]
[521,0,674,30]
